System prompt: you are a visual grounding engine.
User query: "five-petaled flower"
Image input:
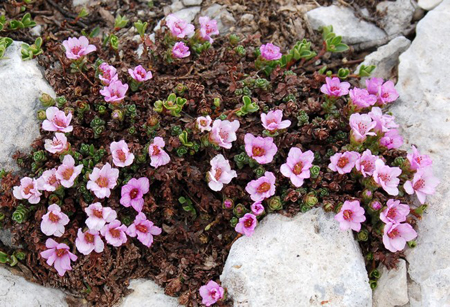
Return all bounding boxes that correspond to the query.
[85,203,117,231]
[165,14,195,38]
[128,65,153,82]
[62,36,96,60]
[40,238,77,276]
[368,107,398,133]
[349,113,377,143]
[75,229,104,255]
[355,149,379,177]
[199,280,225,307]
[245,171,276,201]
[328,151,360,175]
[373,160,402,196]
[42,107,73,133]
[148,137,171,168]
[196,115,212,132]
[41,204,70,237]
[380,199,410,224]
[334,200,366,232]
[404,169,439,204]
[207,154,237,192]
[37,168,60,192]
[100,80,129,103]
[120,177,150,212]
[13,177,42,204]
[199,16,219,43]
[98,62,118,85]
[87,163,119,199]
[44,133,69,154]
[382,222,417,252]
[320,77,350,97]
[56,154,83,188]
[244,134,278,165]
[126,212,162,247]
[100,219,128,247]
[380,129,403,149]
[259,43,282,61]
[110,140,135,167]
[261,110,291,132]
[235,213,258,237]
[280,147,314,187]
[172,41,191,58]
[407,145,433,171]
[349,87,377,109]
[251,201,265,216]
[209,119,240,149]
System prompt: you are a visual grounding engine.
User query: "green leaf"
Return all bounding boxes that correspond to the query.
[114,14,129,29]
[333,43,349,53]
[77,7,89,19]
[35,37,42,48]
[337,68,350,79]
[89,26,100,38]
[358,64,376,77]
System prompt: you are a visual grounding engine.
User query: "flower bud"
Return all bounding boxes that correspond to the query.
[407,240,417,248]
[369,269,381,279]
[98,105,107,115]
[233,203,248,218]
[39,93,55,107]
[77,100,90,113]
[268,196,283,212]
[323,201,335,212]
[230,217,238,228]
[111,109,124,121]
[357,228,369,242]
[213,97,221,108]
[362,189,373,204]
[55,96,67,108]
[369,200,382,211]
[37,109,47,120]
[223,199,234,209]
[370,280,377,290]
[304,193,318,207]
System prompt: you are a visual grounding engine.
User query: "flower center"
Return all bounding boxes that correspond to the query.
[96,176,109,188]
[257,182,271,193]
[23,183,34,195]
[152,145,160,156]
[343,209,353,221]
[244,218,253,228]
[116,149,127,162]
[71,46,82,54]
[93,209,103,218]
[56,248,67,258]
[48,175,58,185]
[293,161,304,175]
[200,119,207,127]
[49,211,60,223]
[252,147,265,157]
[413,179,425,190]
[214,167,223,181]
[388,228,399,239]
[337,157,349,168]
[137,70,146,78]
[85,232,95,243]
[130,188,139,199]
[379,173,391,182]
[53,116,66,128]
[136,224,148,233]
[360,160,373,171]
[330,86,340,92]
[219,130,229,140]
[357,122,368,132]
[387,208,397,219]
[62,167,74,181]
[110,228,121,238]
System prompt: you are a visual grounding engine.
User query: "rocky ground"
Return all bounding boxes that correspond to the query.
[0,0,449,306]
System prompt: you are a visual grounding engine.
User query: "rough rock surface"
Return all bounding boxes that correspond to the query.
[418,0,443,10]
[182,0,202,7]
[390,0,450,305]
[0,42,56,172]
[373,260,408,307]
[356,36,411,83]
[221,209,371,307]
[377,0,416,36]
[120,279,179,307]
[306,5,385,45]
[0,267,68,307]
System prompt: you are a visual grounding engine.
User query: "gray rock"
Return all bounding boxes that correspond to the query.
[202,4,236,34]
[356,36,411,83]
[0,267,68,307]
[377,0,416,36]
[418,0,443,10]
[240,14,254,24]
[120,279,179,306]
[170,0,185,13]
[172,6,201,23]
[221,209,371,307]
[72,0,90,6]
[29,25,42,37]
[182,0,202,7]
[373,260,409,307]
[306,5,386,45]
[390,0,450,305]
[0,42,56,172]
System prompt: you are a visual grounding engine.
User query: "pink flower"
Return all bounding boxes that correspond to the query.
[244,134,278,164]
[126,212,162,247]
[110,140,135,167]
[44,133,69,154]
[100,80,129,103]
[172,42,190,58]
[245,171,276,201]
[371,201,382,211]
[13,177,42,204]
[85,202,117,231]
[37,168,60,192]
[62,36,96,60]
[98,63,118,85]
[280,147,314,187]
[259,43,282,61]
[251,201,265,216]
[235,213,258,237]
[365,77,384,96]
[349,113,377,143]
[165,14,195,38]
[196,116,212,132]
[328,151,360,175]
[320,77,350,97]
[404,169,439,204]
[334,200,366,232]
[209,119,240,149]
[261,110,291,132]
[42,107,73,133]
[373,160,402,196]
[199,281,225,307]
[120,177,150,212]
[383,222,417,252]
[149,137,171,168]
[128,65,153,82]
[407,145,433,171]
[207,154,237,191]
[368,107,398,133]
[349,88,377,109]
[75,229,104,255]
[40,204,70,237]
[86,163,119,199]
[380,199,410,224]
[199,16,219,43]
[378,80,399,105]
[40,238,77,276]
[100,220,128,247]
[55,154,83,188]
[355,149,379,177]
[380,129,403,149]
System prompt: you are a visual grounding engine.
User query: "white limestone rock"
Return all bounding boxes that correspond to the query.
[0,41,56,172]
[172,6,201,23]
[377,0,416,36]
[390,0,450,305]
[0,267,67,307]
[356,36,411,83]
[373,260,409,307]
[306,5,385,45]
[182,0,202,7]
[120,279,179,307]
[221,209,371,307]
[418,0,443,10]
